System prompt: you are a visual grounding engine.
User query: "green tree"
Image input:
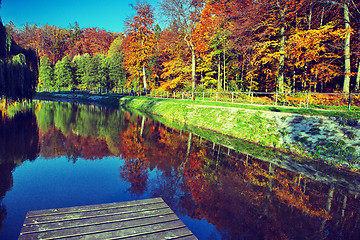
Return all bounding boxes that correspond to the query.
[78,53,91,89]
[39,55,54,89]
[109,52,126,90]
[86,54,102,89]
[54,55,73,90]
[81,53,95,89]
[108,36,123,57]
[72,54,85,88]
[99,55,111,92]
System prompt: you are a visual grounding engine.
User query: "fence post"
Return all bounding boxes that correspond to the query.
[182,92,184,100]
[232,92,234,103]
[203,92,205,101]
[275,92,278,106]
[348,92,351,111]
[167,92,168,98]
[174,92,176,99]
[251,92,254,104]
[216,92,218,102]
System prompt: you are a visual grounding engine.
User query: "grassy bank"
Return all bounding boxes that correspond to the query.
[120,96,360,173]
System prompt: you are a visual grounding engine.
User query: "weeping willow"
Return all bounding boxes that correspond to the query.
[0,21,38,101]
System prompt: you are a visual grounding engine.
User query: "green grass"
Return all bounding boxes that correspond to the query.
[124,96,360,119]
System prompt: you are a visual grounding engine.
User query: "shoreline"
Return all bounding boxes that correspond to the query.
[119,96,360,174]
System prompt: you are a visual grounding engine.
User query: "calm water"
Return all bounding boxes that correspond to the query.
[0,101,360,240]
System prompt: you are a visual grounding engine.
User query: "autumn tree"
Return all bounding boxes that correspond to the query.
[160,0,204,99]
[123,1,156,93]
[157,26,192,91]
[194,0,233,91]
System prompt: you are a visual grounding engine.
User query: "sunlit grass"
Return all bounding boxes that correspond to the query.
[127,96,360,119]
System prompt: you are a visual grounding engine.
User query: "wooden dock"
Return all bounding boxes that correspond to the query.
[18,198,197,239]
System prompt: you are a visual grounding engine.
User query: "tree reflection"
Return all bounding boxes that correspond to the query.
[36,102,124,161]
[120,159,148,196]
[30,101,360,239]
[0,110,39,231]
[118,118,149,196]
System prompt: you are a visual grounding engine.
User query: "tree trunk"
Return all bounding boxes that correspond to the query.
[343,2,351,93]
[140,116,145,136]
[191,49,196,100]
[277,6,286,93]
[186,132,193,157]
[142,65,147,93]
[356,59,360,92]
[223,47,226,91]
[248,76,253,96]
[308,7,312,30]
[218,54,221,90]
[240,60,245,89]
[184,34,196,100]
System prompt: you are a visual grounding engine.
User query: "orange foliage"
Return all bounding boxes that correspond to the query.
[8,24,116,64]
[123,2,155,85]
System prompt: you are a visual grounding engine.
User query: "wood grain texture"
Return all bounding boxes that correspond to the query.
[18,198,197,240]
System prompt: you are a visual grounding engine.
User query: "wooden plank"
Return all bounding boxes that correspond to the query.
[113,228,198,240]
[62,220,189,240]
[26,198,164,218]
[21,208,174,233]
[20,215,181,239]
[24,202,168,225]
[19,198,197,240]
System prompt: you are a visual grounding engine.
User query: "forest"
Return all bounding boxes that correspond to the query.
[4,0,360,94]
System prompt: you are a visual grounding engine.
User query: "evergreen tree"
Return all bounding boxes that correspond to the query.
[54,55,73,90]
[79,53,91,89]
[109,52,126,90]
[39,56,53,90]
[72,54,85,88]
[99,55,111,92]
[83,54,99,89]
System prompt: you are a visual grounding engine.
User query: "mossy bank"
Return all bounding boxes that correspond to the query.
[120,96,360,173]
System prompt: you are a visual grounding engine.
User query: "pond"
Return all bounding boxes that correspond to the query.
[0,101,360,239]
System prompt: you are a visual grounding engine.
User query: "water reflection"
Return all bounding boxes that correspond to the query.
[0,101,359,239]
[0,110,39,231]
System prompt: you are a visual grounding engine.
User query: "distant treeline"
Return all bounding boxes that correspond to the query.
[0,21,38,101]
[5,0,360,94]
